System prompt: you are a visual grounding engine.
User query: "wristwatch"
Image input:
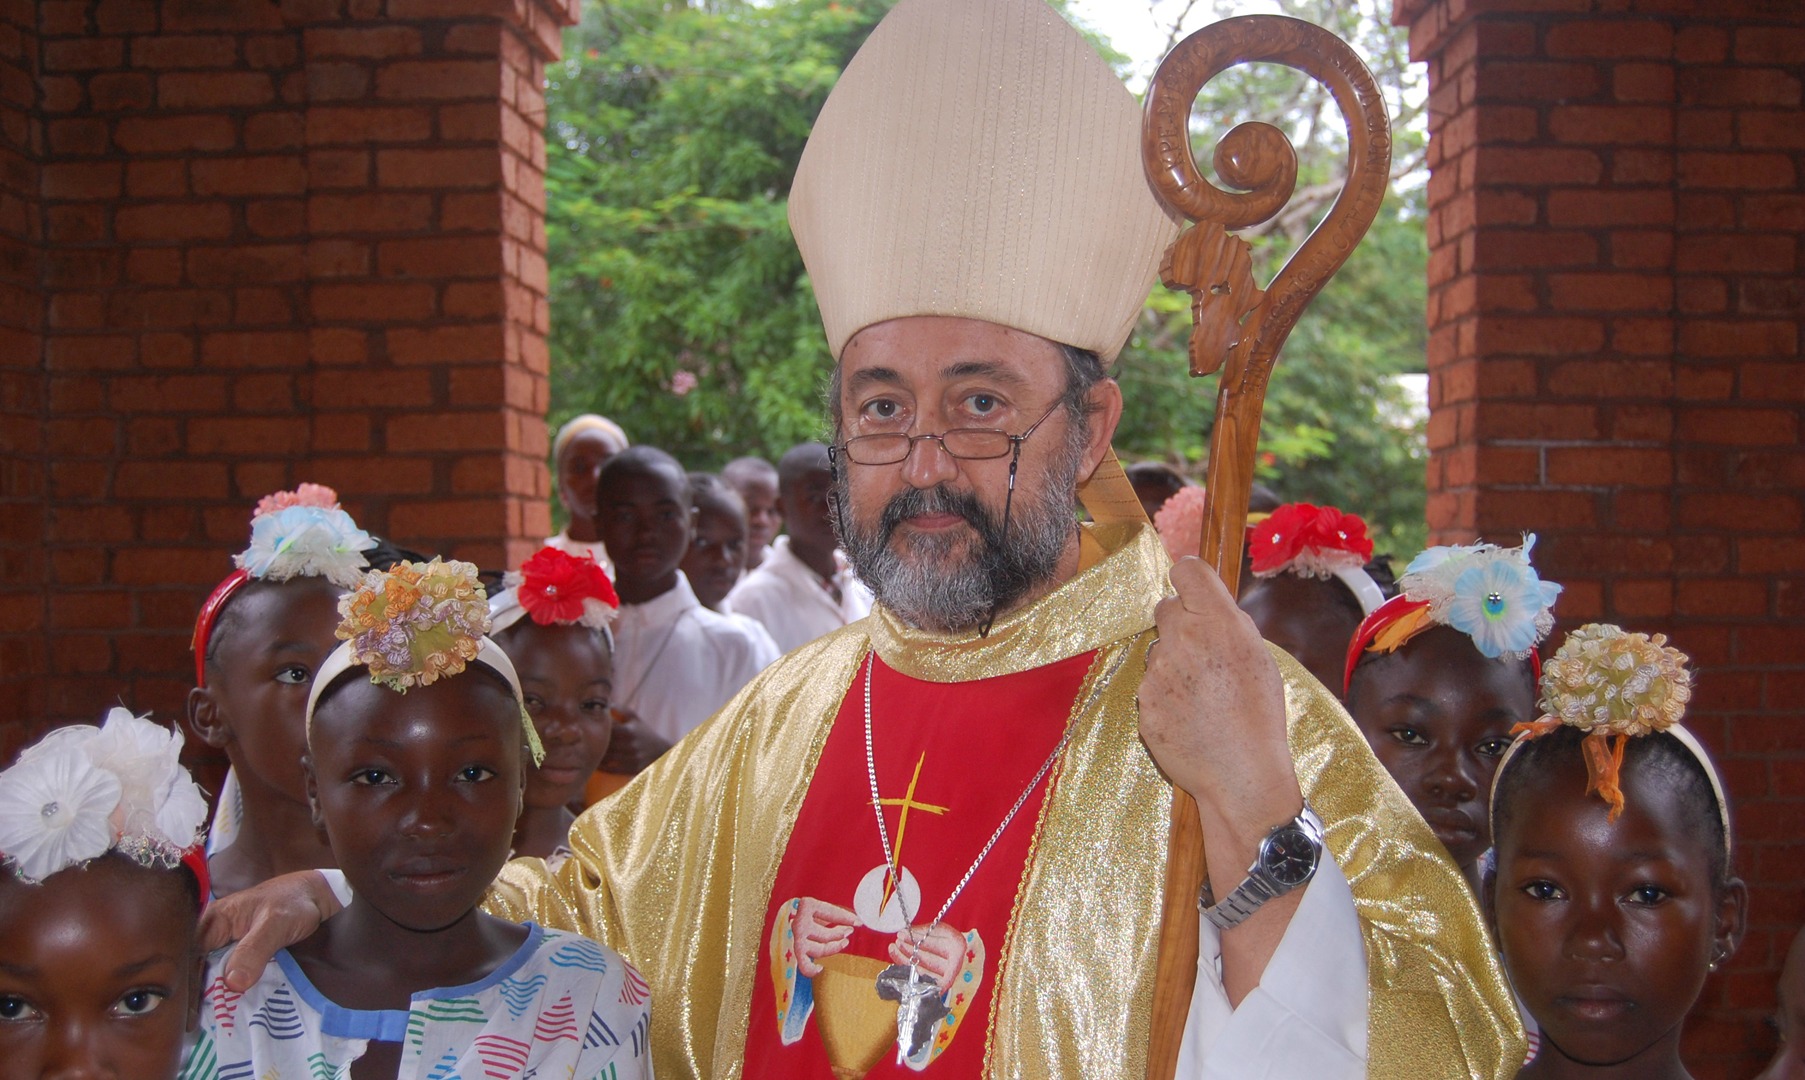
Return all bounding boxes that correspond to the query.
[1197,804,1325,930]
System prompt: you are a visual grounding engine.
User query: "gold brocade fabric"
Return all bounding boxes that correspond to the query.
[488,522,1525,1079]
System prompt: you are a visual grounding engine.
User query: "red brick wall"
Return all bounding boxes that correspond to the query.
[0,0,576,756]
[1397,0,1804,1073]
[0,1,45,750]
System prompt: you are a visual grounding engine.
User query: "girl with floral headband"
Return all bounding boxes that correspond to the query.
[1343,537,1562,888]
[1234,502,1391,696]
[1488,624,1746,1079]
[488,545,621,862]
[0,708,212,1080]
[187,484,376,899]
[188,558,650,1080]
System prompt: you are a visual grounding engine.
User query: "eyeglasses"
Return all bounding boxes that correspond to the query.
[830,401,1062,467]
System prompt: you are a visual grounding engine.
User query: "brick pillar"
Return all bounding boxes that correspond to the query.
[0,3,45,752]
[1397,1,1804,1074]
[0,0,577,752]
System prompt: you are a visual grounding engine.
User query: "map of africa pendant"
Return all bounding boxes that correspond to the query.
[875,961,950,1063]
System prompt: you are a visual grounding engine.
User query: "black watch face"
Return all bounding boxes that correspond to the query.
[1262,826,1319,888]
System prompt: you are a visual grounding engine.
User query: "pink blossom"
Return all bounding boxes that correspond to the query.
[670,371,699,396]
[1152,485,1208,563]
[254,483,340,518]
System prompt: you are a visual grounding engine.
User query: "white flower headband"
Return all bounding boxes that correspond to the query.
[192,484,377,688]
[0,709,211,890]
[235,484,376,588]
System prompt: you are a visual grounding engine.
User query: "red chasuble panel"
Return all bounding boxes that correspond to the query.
[744,649,1097,1079]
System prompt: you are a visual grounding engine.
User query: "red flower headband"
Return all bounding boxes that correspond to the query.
[1245,502,1386,619]
[1247,503,1373,577]
[489,546,621,634]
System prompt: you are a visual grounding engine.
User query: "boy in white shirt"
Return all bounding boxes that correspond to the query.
[727,442,873,653]
[596,447,779,767]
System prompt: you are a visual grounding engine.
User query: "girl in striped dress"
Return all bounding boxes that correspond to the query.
[184,560,651,1080]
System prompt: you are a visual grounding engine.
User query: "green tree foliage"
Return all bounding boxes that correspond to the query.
[545,0,893,466]
[1108,0,1430,556]
[545,0,1429,553]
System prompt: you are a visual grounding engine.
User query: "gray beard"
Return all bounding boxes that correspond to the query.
[835,432,1084,635]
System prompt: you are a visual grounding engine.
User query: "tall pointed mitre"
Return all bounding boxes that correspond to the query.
[788,0,1182,523]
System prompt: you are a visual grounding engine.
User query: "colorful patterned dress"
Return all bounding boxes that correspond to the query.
[182,924,652,1080]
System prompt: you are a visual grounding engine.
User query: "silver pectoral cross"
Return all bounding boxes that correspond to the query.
[875,962,950,1063]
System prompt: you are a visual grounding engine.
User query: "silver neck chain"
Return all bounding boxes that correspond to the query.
[861,650,1112,930]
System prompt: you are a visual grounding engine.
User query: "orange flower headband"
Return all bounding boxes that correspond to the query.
[1492,624,1724,840]
[305,559,544,765]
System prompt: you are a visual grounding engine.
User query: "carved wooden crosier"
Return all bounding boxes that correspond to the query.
[1140,16,1391,1079]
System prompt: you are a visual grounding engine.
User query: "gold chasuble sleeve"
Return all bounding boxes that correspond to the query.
[487,523,1524,1080]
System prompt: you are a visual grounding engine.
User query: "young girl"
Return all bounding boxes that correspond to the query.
[0,708,212,1080]
[190,559,650,1080]
[1489,623,1746,1079]
[1234,502,1389,695]
[488,545,620,861]
[188,484,377,897]
[1344,537,1562,888]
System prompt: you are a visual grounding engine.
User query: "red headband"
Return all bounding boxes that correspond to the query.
[191,569,251,688]
[1343,595,1542,697]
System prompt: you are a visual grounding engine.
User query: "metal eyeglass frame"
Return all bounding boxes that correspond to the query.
[826,400,1065,637]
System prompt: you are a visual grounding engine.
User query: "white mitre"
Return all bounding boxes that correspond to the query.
[788,0,1182,522]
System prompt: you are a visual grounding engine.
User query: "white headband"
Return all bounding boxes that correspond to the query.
[1330,565,1386,617]
[304,638,537,762]
[1490,721,1732,859]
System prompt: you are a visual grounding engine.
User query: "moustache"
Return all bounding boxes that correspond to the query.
[877,485,999,546]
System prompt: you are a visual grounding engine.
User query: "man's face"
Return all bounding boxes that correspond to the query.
[495,621,614,812]
[1346,625,1536,872]
[307,675,524,933]
[1237,573,1362,700]
[1491,756,1734,1071]
[733,476,782,553]
[682,498,750,610]
[832,316,1117,633]
[557,429,625,526]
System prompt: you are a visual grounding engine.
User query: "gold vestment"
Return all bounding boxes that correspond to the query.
[489,522,1526,1078]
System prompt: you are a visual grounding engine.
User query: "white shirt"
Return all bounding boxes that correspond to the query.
[614,572,779,745]
[725,537,874,654]
[1180,858,1368,1078]
[544,529,613,575]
